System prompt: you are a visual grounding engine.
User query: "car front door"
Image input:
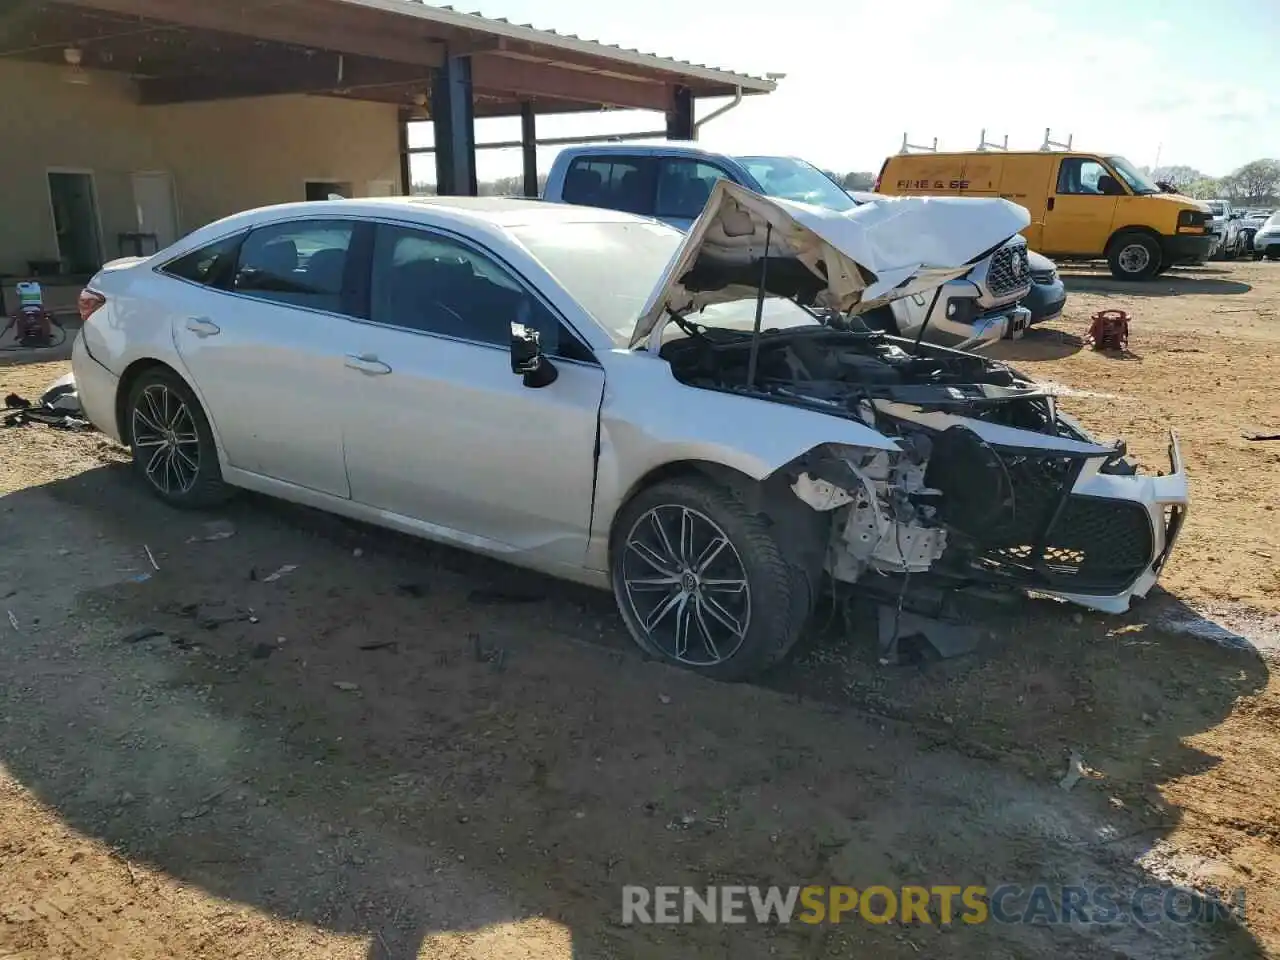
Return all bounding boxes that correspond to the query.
[340,222,604,568]
[1041,157,1121,256]
[170,218,358,497]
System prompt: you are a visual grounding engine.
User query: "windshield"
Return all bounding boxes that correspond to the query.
[735,156,857,212]
[1207,201,1226,215]
[1105,155,1160,195]
[509,219,683,344]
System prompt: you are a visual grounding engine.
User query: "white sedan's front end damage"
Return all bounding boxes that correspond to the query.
[638,180,1190,614]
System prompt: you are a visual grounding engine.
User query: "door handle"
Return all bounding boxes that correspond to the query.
[1046,197,1055,211]
[344,354,392,376]
[185,317,220,337]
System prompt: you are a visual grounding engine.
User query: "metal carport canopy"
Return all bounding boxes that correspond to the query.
[19,0,776,195]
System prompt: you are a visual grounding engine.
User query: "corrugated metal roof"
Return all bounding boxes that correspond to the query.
[338,0,777,92]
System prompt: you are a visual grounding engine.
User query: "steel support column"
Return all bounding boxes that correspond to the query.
[520,102,538,198]
[397,118,412,195]
[666,84,694,140]
[432,54,477,196]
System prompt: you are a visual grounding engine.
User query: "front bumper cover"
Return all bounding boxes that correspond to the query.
[1036,432,1189,612]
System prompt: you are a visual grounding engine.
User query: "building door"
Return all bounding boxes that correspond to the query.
[47,171,102,273]
[132,172,179,249]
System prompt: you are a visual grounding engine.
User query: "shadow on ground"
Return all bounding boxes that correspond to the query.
[0,462,1269,959]
[1060,273,1252,297]
[985,326,1085,363]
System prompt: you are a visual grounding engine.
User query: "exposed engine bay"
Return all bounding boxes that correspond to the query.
[660,322,1177,608]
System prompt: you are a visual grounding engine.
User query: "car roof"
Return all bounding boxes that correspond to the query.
[555,142,734,161]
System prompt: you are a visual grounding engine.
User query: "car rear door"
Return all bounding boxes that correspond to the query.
[339,221,604,569]
[170,217,358,497]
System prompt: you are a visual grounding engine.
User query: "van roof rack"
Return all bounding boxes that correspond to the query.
[1040,128,1073,151]
[976,129,1008,151]
[899,133,938,154]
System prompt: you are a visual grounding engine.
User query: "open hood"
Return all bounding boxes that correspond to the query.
[631,181,1031,349]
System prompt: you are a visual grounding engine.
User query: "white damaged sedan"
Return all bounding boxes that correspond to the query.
[72,182,1188,679]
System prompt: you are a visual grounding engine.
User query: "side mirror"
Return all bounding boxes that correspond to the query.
[509,322,558,388]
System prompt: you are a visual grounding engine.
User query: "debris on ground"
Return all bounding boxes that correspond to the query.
[186,520,236,543]
[6,609,18,631]
[333,681,360,692]
[261,564,298,583]
[358,640,397,652]
[144,545,159,571]
[118,627,165,645]
[1059,750,1086,791]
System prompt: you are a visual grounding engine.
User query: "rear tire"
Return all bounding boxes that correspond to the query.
[609,477,811,682]
[126,368,230,508]
[1107,232,1161,281]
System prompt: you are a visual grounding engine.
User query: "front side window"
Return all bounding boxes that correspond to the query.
[561,157,657,216]
[655,159,729,219]
[1056,158,1114,196]
[161,233,243,288]
[370,224,562,354]
[232,220,355,313]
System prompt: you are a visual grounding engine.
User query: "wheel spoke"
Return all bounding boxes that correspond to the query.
[694,535,728,574]
[643,588,685,633]
[698,591,747,639]
[672,596,693,658]
[143,389,165,431]
[701,577,748,593]
[133,435,167,449]
[627,540,677,577]
[625,574,681,591]
[133,408,164,437]
[693,602,722,663]
[677,507,696,567]
[648,510,679,567]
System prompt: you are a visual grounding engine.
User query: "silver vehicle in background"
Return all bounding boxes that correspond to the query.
[544,143,1032,350]
[1205,199,1247,259]
[1252,211,1280,259]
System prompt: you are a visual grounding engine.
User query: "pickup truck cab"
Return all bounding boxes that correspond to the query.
[544,143,1032,350]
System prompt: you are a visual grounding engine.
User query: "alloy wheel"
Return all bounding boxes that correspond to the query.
[620,504,751,666]
[132,383,201,496]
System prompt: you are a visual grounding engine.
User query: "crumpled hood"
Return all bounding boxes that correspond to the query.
[632,180,1030,349]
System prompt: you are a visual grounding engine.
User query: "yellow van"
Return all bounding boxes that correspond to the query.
[874,151,1213,280]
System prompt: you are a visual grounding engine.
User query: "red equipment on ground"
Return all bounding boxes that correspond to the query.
[1087,309,1131,351]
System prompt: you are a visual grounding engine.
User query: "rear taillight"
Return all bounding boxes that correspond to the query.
[79,289,105,322]
[873,159,888,192]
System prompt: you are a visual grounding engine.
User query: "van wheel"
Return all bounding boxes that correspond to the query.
[1107,232,1161,280]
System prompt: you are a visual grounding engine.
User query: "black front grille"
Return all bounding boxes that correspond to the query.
[987,244,1031,297]
[975,495,1155,593]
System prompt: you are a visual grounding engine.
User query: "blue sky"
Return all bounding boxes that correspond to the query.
[409,0,1279,185]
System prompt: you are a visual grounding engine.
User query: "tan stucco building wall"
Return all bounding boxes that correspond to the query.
[0,60,401,277]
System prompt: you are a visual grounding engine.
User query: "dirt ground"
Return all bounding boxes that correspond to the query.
[2,261,1280,959]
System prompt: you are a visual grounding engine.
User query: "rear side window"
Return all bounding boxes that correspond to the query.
[232,220,355,313]
[561,157,656,216]
[160,233,243,288]
[655,159,729,219]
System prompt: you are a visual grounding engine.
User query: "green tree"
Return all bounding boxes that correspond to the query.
[1225,159,1280,204]
[841,171,876,191]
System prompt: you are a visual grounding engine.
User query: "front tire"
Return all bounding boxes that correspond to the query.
[610,477,810,681]
[1107,232,1161,280]
[126,368,229,508]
